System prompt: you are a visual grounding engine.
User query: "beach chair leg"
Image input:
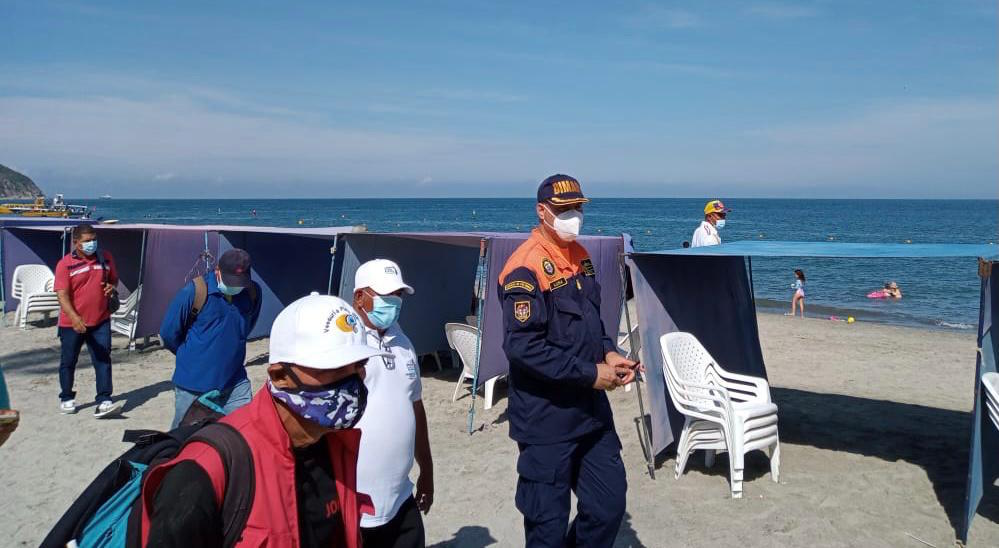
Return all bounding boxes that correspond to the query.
[431,352,443,371]
[484,377,497,410]
[769,441,781,483]
[730,451,745,498]
[674,424,692,479]
[704,449,716,469]
[451,377,464,403]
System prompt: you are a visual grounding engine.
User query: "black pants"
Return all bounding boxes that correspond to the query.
[516,428,627,548]
[361,496,425,548]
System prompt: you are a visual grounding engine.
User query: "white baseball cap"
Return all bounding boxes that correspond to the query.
[269,293,391,370]
[354,258,415,295]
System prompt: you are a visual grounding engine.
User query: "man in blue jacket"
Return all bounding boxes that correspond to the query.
[160,249,261,428]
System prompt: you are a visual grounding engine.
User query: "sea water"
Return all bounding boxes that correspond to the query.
[87,198,998,330]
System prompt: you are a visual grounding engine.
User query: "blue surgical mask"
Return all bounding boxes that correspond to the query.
[715,219,726,229]
[216,274,244,296]
[367,295,403,329]
[267,376,368,430]
[80,240,98,256]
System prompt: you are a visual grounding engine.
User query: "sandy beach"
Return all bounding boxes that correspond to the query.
[1,310,997,547]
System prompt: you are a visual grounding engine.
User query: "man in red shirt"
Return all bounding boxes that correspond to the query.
[54,224,122,418]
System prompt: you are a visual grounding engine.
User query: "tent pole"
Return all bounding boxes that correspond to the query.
[747,256,756,303]
[327,234,339,295]
[620,251,656,480]
[0,228,5,327]
[129,229,147,353]
[467,238,488,435]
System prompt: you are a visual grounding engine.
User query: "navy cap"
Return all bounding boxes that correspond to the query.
[537,174,589,207]
[218,248,252,287]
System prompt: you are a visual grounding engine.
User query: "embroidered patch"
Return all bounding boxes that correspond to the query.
[581,258,595,276]
[514,301,531,323]
[542,258,556,277]
[504,280,535,293]
[550,277,568,290]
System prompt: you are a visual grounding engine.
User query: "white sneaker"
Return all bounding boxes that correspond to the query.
[60,400,77,414]
[94,400,123,419]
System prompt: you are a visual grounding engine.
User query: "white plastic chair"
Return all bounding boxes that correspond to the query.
[111,285,142,348]
[619,324,640,393]
[983,372,999,432]
[446,322,502,410]
[660,332,780,498]
[14,264,60,329]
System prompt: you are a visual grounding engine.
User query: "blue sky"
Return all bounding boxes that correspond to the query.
[1,1,996,198]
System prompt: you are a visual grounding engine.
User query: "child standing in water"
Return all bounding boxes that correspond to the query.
[789,269,806,318]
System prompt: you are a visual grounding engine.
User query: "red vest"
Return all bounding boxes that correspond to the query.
[140,388,373,547]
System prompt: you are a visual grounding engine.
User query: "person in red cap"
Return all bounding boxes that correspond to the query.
[159,248,261,428]
[691,199,731,247]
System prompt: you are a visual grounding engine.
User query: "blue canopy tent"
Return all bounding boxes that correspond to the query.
[337,231,627,428]
[627,241,997,543]
[0,218,84,321]
[3,223,360,346]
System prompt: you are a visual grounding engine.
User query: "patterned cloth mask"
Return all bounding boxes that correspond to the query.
[268,374,368,430]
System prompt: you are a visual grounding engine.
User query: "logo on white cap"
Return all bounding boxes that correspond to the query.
[323,306,360,335]
[354,259,415,295]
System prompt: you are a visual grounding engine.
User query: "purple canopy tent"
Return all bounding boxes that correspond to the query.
[336,231,627,414]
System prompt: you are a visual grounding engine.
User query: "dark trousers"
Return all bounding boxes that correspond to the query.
[58,320,113,403]
[361,496,425,548]
[516,428,627,548]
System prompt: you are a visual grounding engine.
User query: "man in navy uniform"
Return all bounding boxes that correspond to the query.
[498,174,637,547]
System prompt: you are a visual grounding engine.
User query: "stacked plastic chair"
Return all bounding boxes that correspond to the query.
[445,322,502,410]
[13,264,60,329]
[983,372,999,431]
[111,285,142,348]
[660,331,781,498]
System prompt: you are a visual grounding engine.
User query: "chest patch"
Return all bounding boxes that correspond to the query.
[550,277,568,290]
[514,301,531,323]
[541,258,556,278]
[581,258,595,277]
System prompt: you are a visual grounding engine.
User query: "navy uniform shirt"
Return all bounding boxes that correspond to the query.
[498,228,617,445]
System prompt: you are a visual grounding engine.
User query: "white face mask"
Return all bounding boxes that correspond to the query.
[543,206,583,242]
[715,219,726,229]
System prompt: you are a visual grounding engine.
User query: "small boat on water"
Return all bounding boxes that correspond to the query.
[0,194,91,218]
[100,194,112,200]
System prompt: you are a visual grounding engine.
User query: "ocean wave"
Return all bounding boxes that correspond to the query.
[934,320,976,330]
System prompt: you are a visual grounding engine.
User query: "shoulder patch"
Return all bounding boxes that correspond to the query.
[550,277,568,290]
[514,301,531,323]
[541,257,556,278]
[504,280,535,293]
[580,258,595,276]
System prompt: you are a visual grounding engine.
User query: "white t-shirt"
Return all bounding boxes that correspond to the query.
[356,322,423,527]
[691,221,721,247]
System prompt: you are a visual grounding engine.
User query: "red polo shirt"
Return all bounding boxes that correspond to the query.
[53,250,118,327]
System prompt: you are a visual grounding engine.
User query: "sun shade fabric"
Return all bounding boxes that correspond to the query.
[963,263,998,543]
[338,232,625,385]
[645,240,999,259]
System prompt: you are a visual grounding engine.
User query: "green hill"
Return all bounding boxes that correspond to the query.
[0,164,43,199]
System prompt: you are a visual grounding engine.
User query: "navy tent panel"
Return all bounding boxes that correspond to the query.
[629,253,765,454]
[963,262,998,543]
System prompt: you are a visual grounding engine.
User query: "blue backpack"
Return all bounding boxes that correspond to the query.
[41,392,255,548]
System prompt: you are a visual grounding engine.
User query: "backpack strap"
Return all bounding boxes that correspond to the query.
[186,423,255,548]
[185,276,209,331]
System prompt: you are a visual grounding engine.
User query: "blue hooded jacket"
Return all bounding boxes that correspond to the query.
[159,273,262,392]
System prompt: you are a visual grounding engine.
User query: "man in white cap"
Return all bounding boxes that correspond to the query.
[352,259,433,548]
[141,294,387,547]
